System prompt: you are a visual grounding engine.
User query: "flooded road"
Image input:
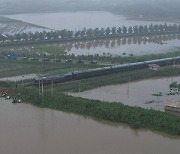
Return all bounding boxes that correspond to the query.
[0,98,179,154]
[70,76,180,111]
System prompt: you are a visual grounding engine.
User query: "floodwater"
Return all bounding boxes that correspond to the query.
[0,98,179,154]
[2,11,180,57]
[70,76,180,111]
[57,34,180,56]
[5,33,180,57]
[5,11,172,31]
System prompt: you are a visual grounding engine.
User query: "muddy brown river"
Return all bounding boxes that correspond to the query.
[0,97,179,154]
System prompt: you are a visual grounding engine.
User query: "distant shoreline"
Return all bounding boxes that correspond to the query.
[2,9,180,23]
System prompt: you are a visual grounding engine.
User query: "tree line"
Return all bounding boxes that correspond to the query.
[0,23,180,43]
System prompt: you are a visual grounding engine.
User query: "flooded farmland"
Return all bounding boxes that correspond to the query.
[0,98,179,154]
[1,34,180,57]
[61,34,180,56]
[2,11,180,57]
[70,76,180,111]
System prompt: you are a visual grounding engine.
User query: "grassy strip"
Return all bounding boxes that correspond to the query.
[44,66,180,93]
[0,81,13,88]
[11,87,180,136]
[170,82,180,90]
[0,59,99,78]
[36,45,66,54]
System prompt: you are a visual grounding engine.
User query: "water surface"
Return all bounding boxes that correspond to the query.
[70,76,180,111]
[0,98,179,154]
[5,11,172,31]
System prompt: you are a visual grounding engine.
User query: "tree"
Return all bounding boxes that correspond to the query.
[94,28,100,36]
[149,24,154,33]
[5,34,14,42]
[128,26,133,34]
[138,25,144,33]
[111,27,117,35]
[0,34,6,42]
[133,26,138,34]
[14,33,22,41]
[34,32,40,40]
[75,31,81,38]
[153,24,159,32]
[21,32,28,41]
[143,25,149,33]
[163,23,168,32]
[100,28,105,36]
[117,27,122,35]
[122,26,127,34]
[80,28,86,37]
[60,29,68,39]
[105,27,111,36]
[172,24,178,32]
[86,28,93,37]
[159,24,164,32]
[178,25,180,32]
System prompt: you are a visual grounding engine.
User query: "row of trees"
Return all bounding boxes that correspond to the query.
[0,23,180,43]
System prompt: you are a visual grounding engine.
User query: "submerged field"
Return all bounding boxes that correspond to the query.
[0,16,50,35]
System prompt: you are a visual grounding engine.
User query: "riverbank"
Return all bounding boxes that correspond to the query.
[8,86,180,136]
[0,97,179,154]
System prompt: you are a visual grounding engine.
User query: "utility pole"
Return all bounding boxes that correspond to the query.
[51,79,54,96]
[39,78,41,96]
[38,65,41,96]
[42,79,44,105]
[22,75,24,86]
[79,80,81,97]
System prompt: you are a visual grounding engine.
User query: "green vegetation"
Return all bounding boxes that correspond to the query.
[0,81,13,88]
[0,59,99,78]
[170,82,180,90]
[152,92,163,96]
[9,87,180,136]
[36,45,66,54]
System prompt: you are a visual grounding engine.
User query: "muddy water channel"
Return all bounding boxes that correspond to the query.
[0,98,179,154]
[70,76,180,111]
